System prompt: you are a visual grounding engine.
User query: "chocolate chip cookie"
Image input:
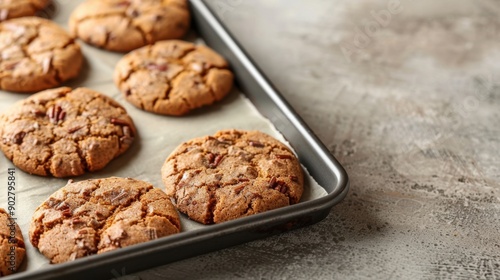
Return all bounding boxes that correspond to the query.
[0,208,25,276]
[0,0,50,21]
[29,177,181,264]
[0,87,136,177]
[69,0,190,52]
[161,130,304,224]
[0,17,83,92]
[114,40,234,116]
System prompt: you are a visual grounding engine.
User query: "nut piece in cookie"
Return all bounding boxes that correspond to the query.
[114,40,234,116]
[29,177,181,264]
[161,130,304,224]
[0,0,50,21]
[0,208,26,276]
[69,0,190,52]
[0,87,136,177]
[0,17,83,92]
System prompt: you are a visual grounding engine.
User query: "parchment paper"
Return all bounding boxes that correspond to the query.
[0,0,327,273]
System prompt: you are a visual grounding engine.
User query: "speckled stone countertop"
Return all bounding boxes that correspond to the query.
[132,0,500,279]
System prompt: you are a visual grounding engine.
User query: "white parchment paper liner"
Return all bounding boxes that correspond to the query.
[0,0,327,273]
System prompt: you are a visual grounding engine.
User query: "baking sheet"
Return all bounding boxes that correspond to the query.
[0,0,327,275]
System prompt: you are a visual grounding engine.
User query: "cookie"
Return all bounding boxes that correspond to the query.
[0,87,136,177]
[29,177,181,264]
[114,40,234,116]
[0,17,83,93]
[161,130,304,224]
[0,0,50,21]
[69,0,190,52]
[0,208,25,276]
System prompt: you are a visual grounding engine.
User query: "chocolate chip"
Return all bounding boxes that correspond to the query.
[249,140,265,148]
[32,109,45,117]
[268,176,277,188]
[206,153,215,164]
[47,105,65,123]
[58,110,66,122]
[95,210,105,219]
[110,118,130,126]
[72,217,84,225]
[61,208,72,217]
[127,9,140,17]
[275,154,292,160]
[210,154,224,168]
[12,132,26,144]
[234,185,246,194]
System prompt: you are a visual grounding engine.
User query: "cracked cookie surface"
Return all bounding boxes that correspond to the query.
[0,17,83,92]
[114,40,234,116]
[29,177,181,264]
[0,87,136,177]
[161,130,304,224]
[0,0,49,21]
[69,0,190,52]
[0,208,25,276]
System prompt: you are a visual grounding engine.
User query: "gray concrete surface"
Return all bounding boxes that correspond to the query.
[132,0,500,279]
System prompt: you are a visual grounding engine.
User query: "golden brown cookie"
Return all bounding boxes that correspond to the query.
[0,87,136,177]
[161,130,304,224]
[0,208,25,276]
[114,40,234,116]
[29,177,181,264]
[0,0,50,21]
[69,0,190,52]
[0,17,83,93]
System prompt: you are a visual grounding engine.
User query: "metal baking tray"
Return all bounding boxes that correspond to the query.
[5,1,349,279]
